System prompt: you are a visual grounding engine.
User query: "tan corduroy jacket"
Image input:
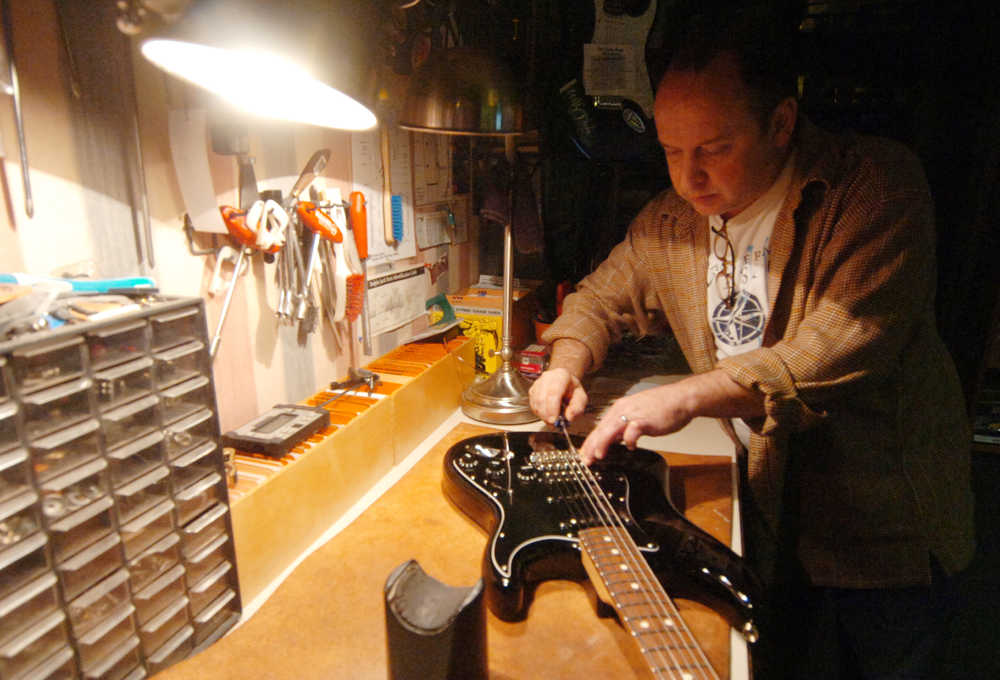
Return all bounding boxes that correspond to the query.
[543,117,975,588]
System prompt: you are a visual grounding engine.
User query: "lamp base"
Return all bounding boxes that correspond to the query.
[461,361,538,425]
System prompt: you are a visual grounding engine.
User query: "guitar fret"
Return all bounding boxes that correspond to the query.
[649,662,712,679]
[642,642,700,653]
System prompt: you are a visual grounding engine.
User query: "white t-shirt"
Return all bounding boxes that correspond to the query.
[706,155,795,446]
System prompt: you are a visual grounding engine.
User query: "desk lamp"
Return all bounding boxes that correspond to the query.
[400,47,538,424]
[135,0,377,130]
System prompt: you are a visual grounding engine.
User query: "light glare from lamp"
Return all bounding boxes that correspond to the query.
[142,39,376,130]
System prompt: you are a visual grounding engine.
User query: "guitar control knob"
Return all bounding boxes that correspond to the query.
[515,466,537,482]
[457,453,478,471]
[485,460,505,479]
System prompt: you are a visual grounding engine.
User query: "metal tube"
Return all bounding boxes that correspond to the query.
[2,1,32,218]
[210,247,247,359]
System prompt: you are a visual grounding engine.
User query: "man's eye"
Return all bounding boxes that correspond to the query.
[703,144,730,155]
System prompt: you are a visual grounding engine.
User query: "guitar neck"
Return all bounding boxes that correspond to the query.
[578,527,721,680]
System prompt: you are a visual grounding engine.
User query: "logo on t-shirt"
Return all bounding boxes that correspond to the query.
[710,292,766,350]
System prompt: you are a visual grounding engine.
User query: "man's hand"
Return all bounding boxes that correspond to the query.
[528,367,588,424]
[528,338,593,424]
[578,383,694,464]
[578,369,766,464]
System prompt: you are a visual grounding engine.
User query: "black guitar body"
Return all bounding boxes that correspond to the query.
[442,431,761,638]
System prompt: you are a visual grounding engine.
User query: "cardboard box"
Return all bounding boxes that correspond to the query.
[437,286,536,375]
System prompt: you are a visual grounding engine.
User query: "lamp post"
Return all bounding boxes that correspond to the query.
[400,48,538,425]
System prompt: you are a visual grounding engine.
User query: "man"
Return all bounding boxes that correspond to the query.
[529,9,974,679]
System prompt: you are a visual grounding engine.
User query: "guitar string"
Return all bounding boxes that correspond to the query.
[565,454,718,680]
[523,436,715,678]
[554,446,716,679]
[540,440,687,677]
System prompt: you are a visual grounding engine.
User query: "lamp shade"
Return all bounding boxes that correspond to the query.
[399,48,526,136]
[140,0,377,130]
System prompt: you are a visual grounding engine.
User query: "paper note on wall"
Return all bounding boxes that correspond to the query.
[367,264,429,336]
[350,128,416,265]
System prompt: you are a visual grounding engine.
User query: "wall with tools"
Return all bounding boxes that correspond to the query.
[0,1,481,432]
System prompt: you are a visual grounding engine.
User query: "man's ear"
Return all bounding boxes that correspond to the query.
[770,97,798,148]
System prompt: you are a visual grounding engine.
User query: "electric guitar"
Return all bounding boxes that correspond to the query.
[562,0,661,161]
[443,431,760,679]
[585,0,659,117]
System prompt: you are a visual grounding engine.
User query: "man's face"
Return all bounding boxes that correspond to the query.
[654,53,795,219]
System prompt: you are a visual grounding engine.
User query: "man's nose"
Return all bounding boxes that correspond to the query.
[672,154,707,195]
[679,155,707,192]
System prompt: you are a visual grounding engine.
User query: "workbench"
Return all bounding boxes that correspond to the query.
[147,337,746,679]
[152,408,744,678]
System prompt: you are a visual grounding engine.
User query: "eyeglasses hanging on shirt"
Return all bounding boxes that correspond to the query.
[711,220,736,308]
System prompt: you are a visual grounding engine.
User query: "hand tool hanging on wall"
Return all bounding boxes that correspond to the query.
[295,200,343,322]
[349,191,374,355]
[210,206,254,358]
[1,0,31,218]
[210,201,288,359]
[275,149,330,325]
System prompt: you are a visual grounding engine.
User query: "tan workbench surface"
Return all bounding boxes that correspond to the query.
[156,422,736,679]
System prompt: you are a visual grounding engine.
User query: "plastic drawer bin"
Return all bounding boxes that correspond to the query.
[81,633,142,680]
[20,645,76,680]
[163,409,215,461]
[68,568,132,636]
[138,594,189,657]
[179,502,228,559]
[114,466,170,525]
[0,533,50,601]
[0,572,60,644]
[128,531,180,594]
[153,340,206,391]
[87,320,148,371]
[101,395,160,452]
[10,337,86,395]
[174,471,224,527]
[29,419,102,484]
[169,441,217,491]
[0,609,70,679]
[160,376,213,430]
[133,563,186,626]
[107,432,165,488]
[21,378,93,442]
[0,403,20,456]
[0,449,31,504]
[145,624,193,675]
[183,532,229,588]
[120,499,175,560]
[187,560,232,616]
[94,358,154,412]
[0,490,41,554]
[74,602,136,672]
[192,589,238,647]
[55,532,124,602]
[39,458,109,523]
[150,308,202,354]
[47,497,115,564]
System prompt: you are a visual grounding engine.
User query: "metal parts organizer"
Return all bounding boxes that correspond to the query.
[0,297,241,680]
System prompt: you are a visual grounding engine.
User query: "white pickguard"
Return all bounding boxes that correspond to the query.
[583,0,658,117]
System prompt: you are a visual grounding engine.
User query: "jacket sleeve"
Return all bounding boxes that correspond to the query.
[717,139,939,436]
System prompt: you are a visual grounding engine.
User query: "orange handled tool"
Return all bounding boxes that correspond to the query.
[349,191,367,259]
[349,191,374,354]
[296,201,343,243]
[220,206,257,248]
